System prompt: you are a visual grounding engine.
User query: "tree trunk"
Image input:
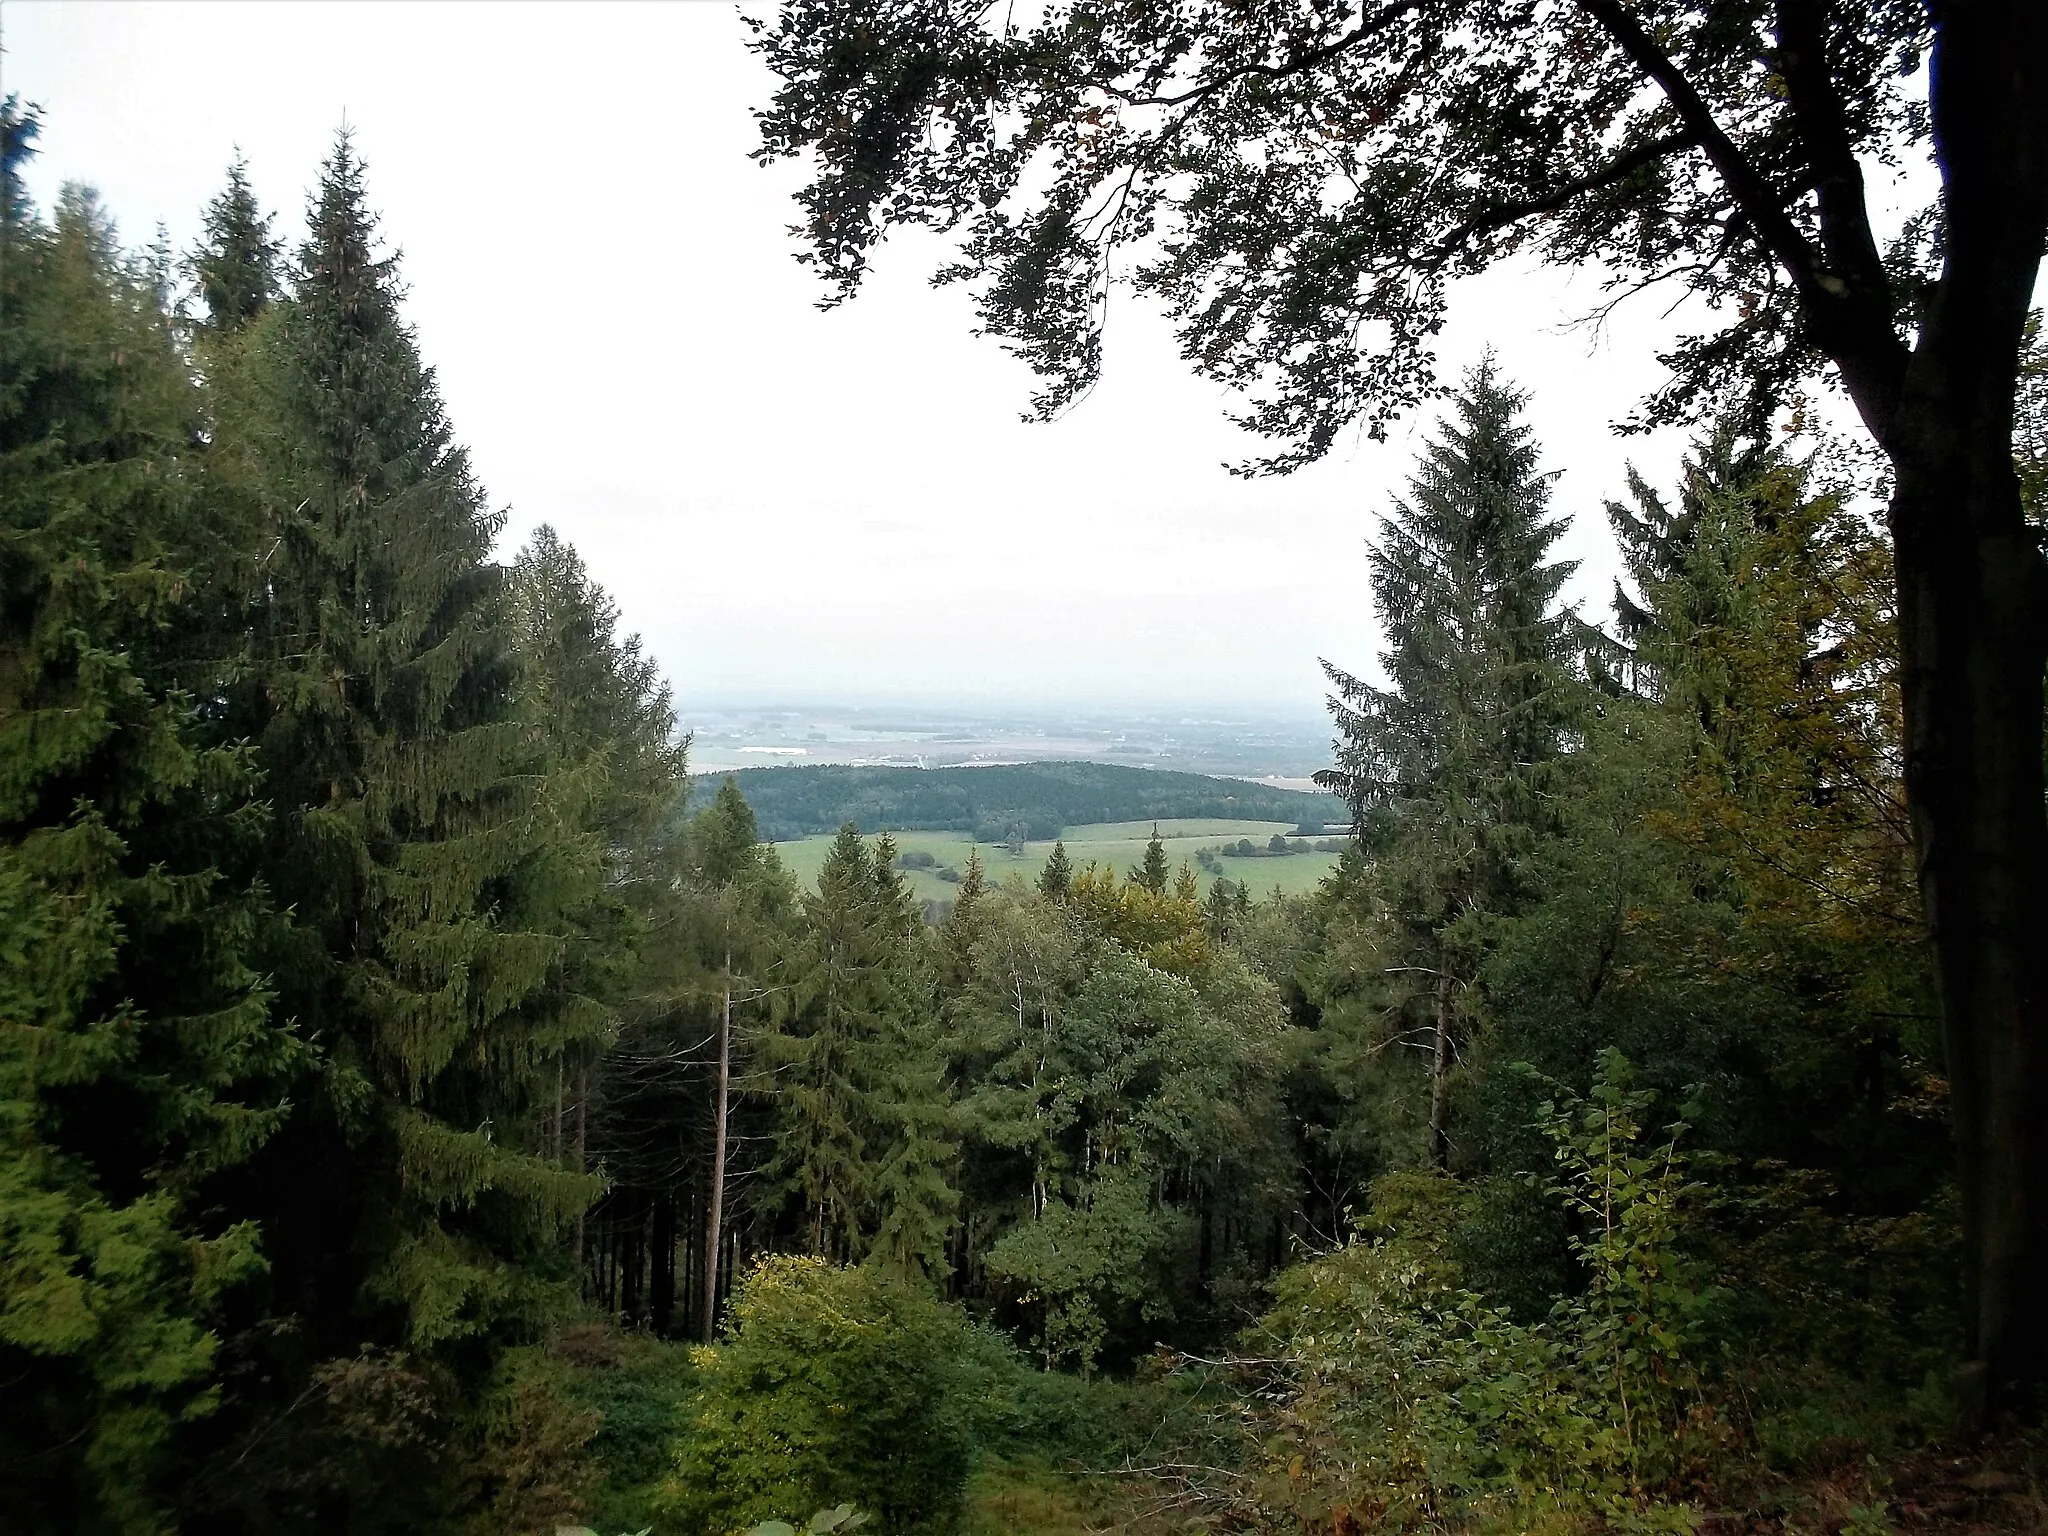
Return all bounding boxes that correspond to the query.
[1427,967,1453,1169]
[702,968,732,1343]
[571,1060,589,1284]
[1878,0,2048,1414]
[1890,439,2048,1415]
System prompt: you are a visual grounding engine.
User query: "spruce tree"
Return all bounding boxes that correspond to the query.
[224,137,594,1476]
[1131,826,1170,894]
[768,828,953,1272]
[189,152,278,331]
[1037,840,1072,901]
[1318,358,1578,1167]
[0,126,300,1532]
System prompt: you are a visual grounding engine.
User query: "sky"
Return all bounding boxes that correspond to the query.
[0,1,1883,713]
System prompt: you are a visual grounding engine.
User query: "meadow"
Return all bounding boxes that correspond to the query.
[771,818,1342,904]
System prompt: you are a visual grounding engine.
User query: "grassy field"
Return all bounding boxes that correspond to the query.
[771,818,1342,905]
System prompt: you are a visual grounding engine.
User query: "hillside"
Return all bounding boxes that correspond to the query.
[692,759,1340,842]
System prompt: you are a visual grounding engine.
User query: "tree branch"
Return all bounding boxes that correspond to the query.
[1127,0,1427,109]
[1421,128,1701,271]
[1574,0,1820,288]
[1575,0,1909,437]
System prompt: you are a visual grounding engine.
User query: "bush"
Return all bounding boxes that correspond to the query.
[665,1257,974,1536]
[896,849,938,869]
[1236,1053,1721,1534]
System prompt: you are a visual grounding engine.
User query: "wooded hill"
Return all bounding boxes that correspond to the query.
[693,760,1339,842]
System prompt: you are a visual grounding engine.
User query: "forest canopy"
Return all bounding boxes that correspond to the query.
[2,0,2046,1524]
[698,760,1336,842]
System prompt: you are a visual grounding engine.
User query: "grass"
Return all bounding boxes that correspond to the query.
[963,1461,1110,1535]
[769,820,1342,904]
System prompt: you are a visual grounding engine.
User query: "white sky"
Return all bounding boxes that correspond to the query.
[3,0,1851,712]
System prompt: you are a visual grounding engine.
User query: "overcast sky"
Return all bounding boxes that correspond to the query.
[4,1,1859,713]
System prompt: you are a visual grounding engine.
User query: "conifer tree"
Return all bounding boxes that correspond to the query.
[673,777,795,1335]
[1037,839,1072,901]
[0,123,299,1532]
[1131,826,1170,894]
[1318,359,1578,1167]
[228,135,595,1433]
[768,828,953,1273]
[189,152,278,331]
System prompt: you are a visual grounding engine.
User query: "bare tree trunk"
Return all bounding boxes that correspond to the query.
[571,1060,589,1283]
[1427,967,1453,1169]
[702,965,732,1343]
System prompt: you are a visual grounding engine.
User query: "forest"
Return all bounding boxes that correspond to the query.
[691,762,1335,845]
[3,0,2046,1533]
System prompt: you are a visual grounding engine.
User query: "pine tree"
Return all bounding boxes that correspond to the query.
[768,828,953,1272]
[1131,826,1170,894]
[0,129,300,1532]
[1038,840,1072,901]
[227,135,594,1448]
[1317,358,1578,1167]
[189,152,278,331]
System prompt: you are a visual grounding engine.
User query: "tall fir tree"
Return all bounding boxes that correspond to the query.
[1131,826,1170,894]
[1317,359,1578,1167]
[0,117,300,1534]
[1037,840,1072,902]
[767,827,954,1275]
[203,139,597,1525]
[188,152,278,332]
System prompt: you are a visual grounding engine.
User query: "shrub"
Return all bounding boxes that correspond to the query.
[665,1257,974,1536]
[1236,1052,1720,1533]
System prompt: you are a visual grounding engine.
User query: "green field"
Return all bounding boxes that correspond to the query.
[771,818,1342,905]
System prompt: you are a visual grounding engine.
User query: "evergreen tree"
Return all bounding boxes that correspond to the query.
[675,777,796,1336]
[0,138,299,1533]
[768,828,953,1273]
[508,527,692,1328]
[1037,839,1072,901]
[207,139,596,1521]
[1131,826,1170,894]
[1317,359,1578,1167]
[189,152,278,331]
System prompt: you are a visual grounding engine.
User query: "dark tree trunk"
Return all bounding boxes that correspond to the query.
[1877,0,2048,1414]
[1427,967,1453,1169]
[703,971,732,1343]
[652,1188,676,1335]
[571,1060,589,1286]
[1890,377,2048,1414]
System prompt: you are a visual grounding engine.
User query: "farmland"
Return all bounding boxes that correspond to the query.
[771,818,1343,904]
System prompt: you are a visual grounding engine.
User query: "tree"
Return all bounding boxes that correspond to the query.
[768,827,953,1273]
[0,121,300,1534]
[215,138,598,1510]
[751,0,2048,1402]
[1318,362,1577,1168]
[1037,839,1072,901]
[679,778,798,1338]
[1131,825,1170,894]
[188,151,278,331]
[509,526,694,1334]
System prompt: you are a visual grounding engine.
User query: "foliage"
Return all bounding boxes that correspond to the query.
[0,120,300,1533]
[665,1256,976,1536]
[700,760,1334,842]
[763,827,955,1275]
[1231,1054,1718,1534]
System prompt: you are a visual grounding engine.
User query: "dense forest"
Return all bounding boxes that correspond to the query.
[4,0,2047,1530]
[699,761,1336,843]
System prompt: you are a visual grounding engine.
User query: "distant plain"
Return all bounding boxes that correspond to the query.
[770,819,1342,904]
